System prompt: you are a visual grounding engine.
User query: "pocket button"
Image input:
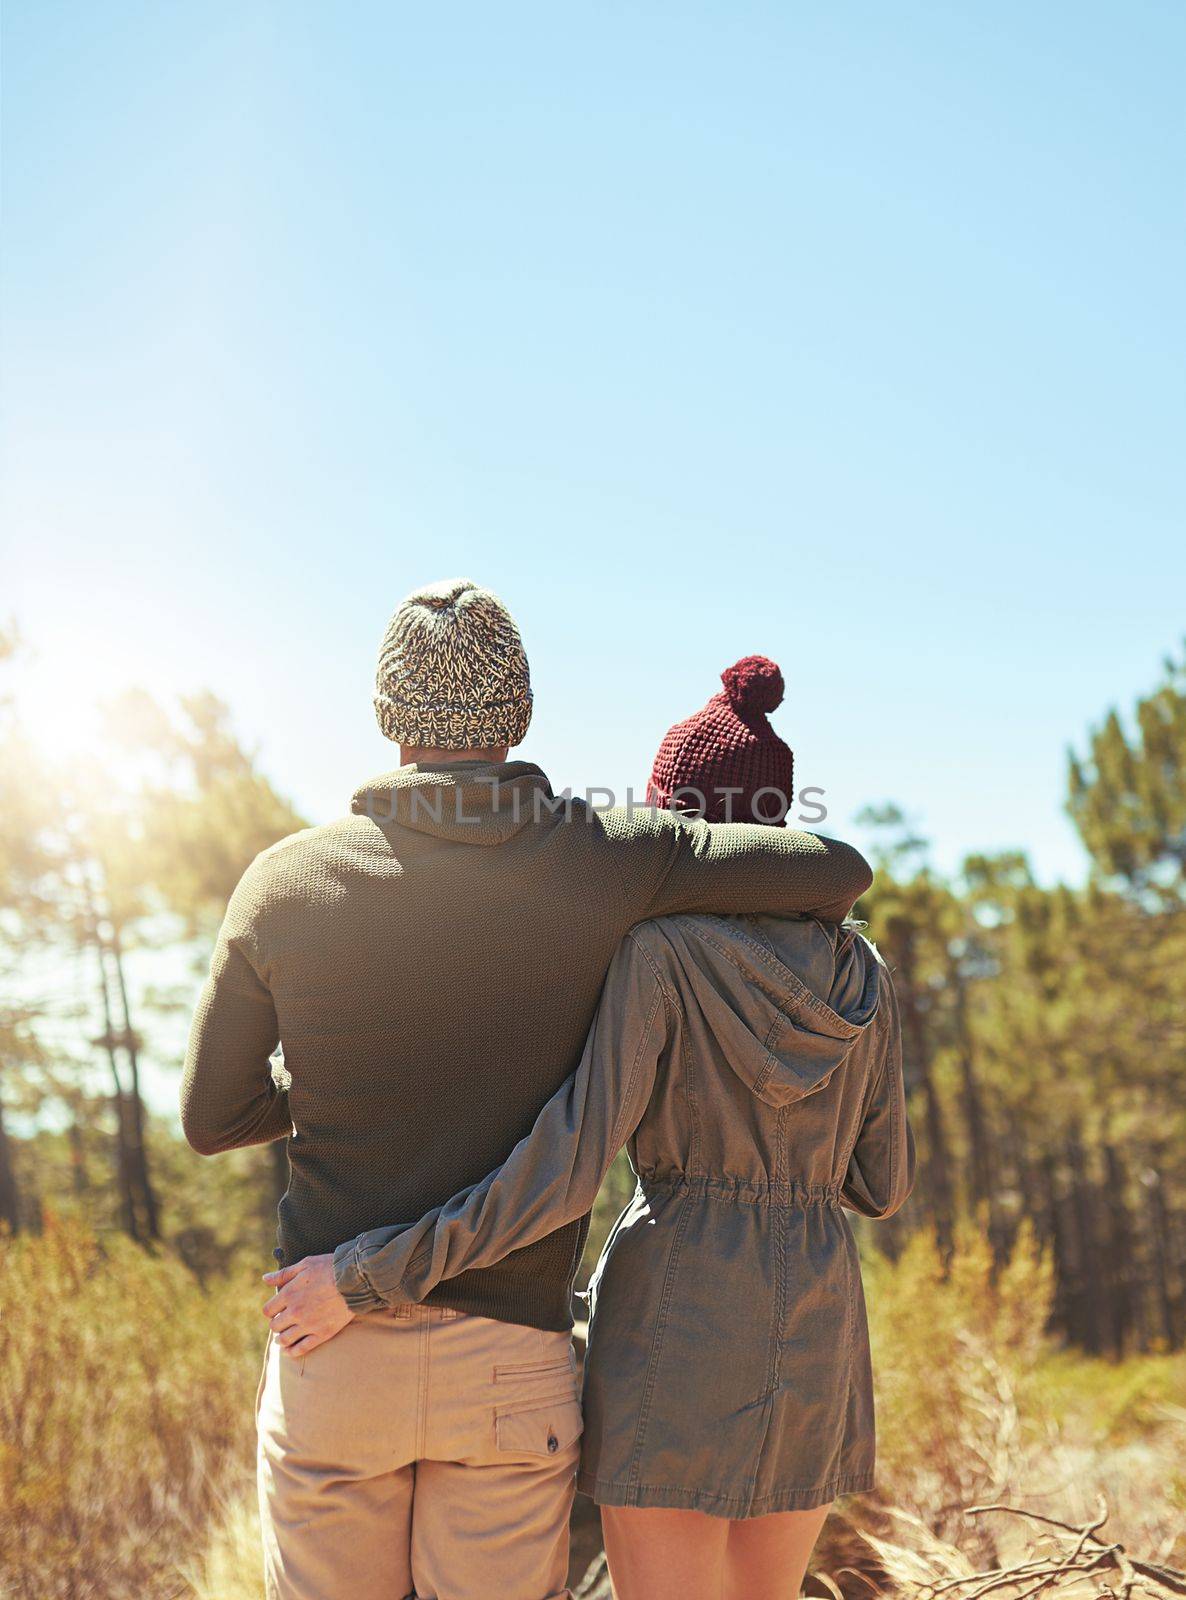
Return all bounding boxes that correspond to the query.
[495,1397,582,1456]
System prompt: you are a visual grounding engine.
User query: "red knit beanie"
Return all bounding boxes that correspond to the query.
[646,656,794,825]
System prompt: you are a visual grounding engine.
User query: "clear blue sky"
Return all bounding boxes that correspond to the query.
[5,0,1184,884]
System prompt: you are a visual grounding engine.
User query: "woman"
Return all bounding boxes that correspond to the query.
[269,656,914,1600]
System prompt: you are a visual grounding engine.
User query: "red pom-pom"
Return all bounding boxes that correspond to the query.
[721,656,784,719]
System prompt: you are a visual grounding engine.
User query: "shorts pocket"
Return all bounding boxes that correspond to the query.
[496,1396,583,1457]
[494,1357,574,1384]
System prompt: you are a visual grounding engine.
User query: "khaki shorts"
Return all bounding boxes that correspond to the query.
[257,1305,582,1600]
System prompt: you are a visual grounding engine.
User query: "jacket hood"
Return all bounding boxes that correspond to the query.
[351,761,556,845]
[658,914,883,1107]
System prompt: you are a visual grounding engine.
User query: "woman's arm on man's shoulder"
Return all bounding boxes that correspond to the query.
[262,931,671,1356]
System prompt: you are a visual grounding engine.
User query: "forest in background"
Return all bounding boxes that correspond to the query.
[1,625,1184,1597]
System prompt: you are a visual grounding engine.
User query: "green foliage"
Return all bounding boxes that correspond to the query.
[1030,1343,1186,1449]
[104,688,307,933]
[12,1118,282,1267]
[0,672,305,1252]
[856,747,1186,1354]
[1068,646,1186,901]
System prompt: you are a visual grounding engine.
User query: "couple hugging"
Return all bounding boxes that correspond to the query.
[183,577,914,1600]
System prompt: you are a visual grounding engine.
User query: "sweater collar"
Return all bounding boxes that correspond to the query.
[351,761,556,844]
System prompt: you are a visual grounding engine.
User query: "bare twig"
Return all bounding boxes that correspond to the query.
[891,1502,1186,1600]
[965,1504,1097,1538]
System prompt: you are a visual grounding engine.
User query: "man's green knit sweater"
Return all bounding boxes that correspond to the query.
[182,761,872,1331]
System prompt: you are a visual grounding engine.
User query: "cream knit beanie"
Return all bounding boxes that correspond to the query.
[374,578,533,749]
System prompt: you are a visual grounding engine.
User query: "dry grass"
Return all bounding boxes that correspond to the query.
[180,1491,263,1600]
[3,1221,1184,1599]
[0,1219,263,1600]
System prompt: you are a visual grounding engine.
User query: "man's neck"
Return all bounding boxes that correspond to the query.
[398,744,510,768]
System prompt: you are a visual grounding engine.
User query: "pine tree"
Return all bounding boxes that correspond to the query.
[1068,646,1186,901]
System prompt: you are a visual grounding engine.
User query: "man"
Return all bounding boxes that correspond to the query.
[183,578,871,1600]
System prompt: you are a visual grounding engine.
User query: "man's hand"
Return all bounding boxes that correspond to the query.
[261,1254,356,1357]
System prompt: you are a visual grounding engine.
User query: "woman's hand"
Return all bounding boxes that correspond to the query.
[261,1254,356,1357]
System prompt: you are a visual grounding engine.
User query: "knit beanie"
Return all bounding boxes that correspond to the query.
[374,578,533,749]
[646,656,794,825]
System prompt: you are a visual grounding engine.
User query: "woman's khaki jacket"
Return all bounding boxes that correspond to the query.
[338,913,915,1515]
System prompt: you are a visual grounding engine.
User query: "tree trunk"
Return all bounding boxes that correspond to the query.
[950,964,1002,1259]
[1101,1144,1134,1357]
[68,1112,88,1196]
[1008,1114,1046,1253]
[0,1090,21,1232]
[109,923,160,1240]
[1143,1162,1182,1349]
[83,874,140,1240]
[1041,1152,1071,1343]
[1066,1132,1104,1355]
[112,1089,141,1240]
[896,935,955,1263]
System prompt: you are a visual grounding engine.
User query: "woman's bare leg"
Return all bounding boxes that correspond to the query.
[600,1505,729,1600]
[600,1500,833,1600]
[723,1503,833,1599]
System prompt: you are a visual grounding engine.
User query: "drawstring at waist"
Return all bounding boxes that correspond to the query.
[638,1173,844,1210]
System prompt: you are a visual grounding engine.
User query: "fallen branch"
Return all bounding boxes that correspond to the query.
[965,1506,1186,1598]
[900,1503,1186,1600]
